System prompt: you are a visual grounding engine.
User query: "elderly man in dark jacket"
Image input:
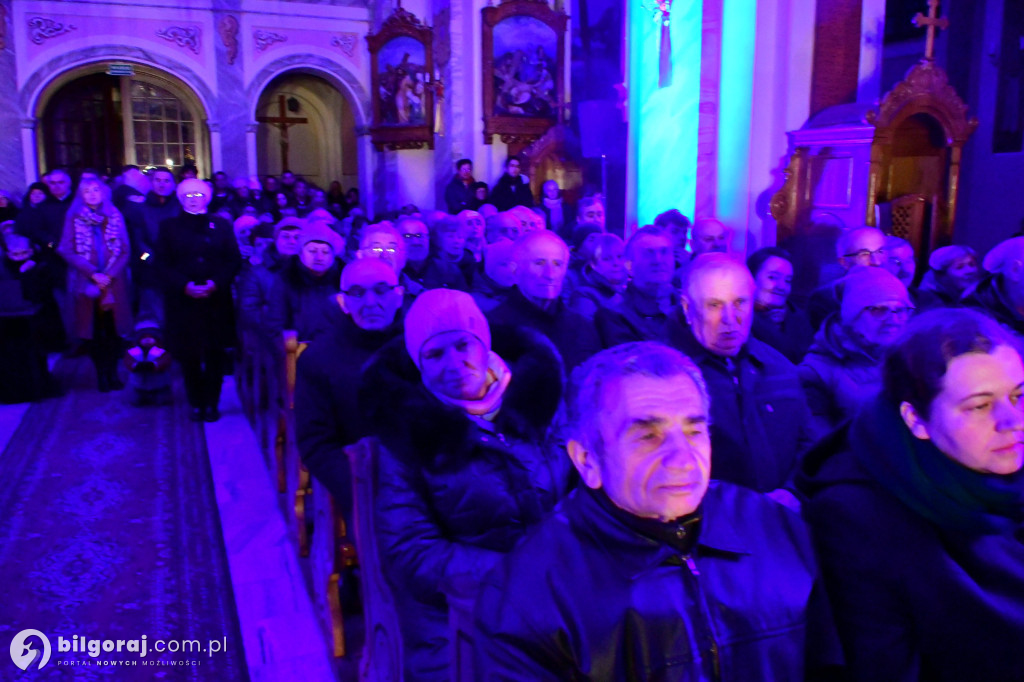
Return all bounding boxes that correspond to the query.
[487,230,601,370]
[474,342,842,681]
[360,290,573,681]
[295,257,404,521]
[595,225,677,347]
[668,253,819,495]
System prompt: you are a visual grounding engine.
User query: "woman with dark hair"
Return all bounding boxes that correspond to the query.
[360,289,572,680]
[799,308,1024,681]
[57,177,133,391]
[747,246,815,364]
[22,182,51,209]
[469,181,489,210]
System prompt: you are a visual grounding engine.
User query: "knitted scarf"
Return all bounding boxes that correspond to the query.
[429,351,513,419]
[73,206,122,271]
[852,394,1024,535]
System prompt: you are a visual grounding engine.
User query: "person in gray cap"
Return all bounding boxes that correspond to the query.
[963,236,1024,336]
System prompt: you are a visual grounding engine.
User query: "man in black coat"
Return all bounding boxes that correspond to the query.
[596,225,678,347]
[473,342,842,680]
[398,216,467,295]
[138,167,182,324]
[444,158,475,214]
[489,156,534,212]
[806,226,888,330]
[669,253,818,496]
[487,230,601,370]
[15,169,73,287]
[295,257,404,520]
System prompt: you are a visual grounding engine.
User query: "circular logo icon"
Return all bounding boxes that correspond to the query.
[10,630,51,671]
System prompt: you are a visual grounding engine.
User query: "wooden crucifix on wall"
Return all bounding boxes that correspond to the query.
[256,95,308,170]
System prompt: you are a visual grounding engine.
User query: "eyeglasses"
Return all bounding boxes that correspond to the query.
[369,247,397,255]
[341,283,399,299]
[184,192,206,199]
[860,304,914,321]
[844,247,886,260]
[403,233,424,240]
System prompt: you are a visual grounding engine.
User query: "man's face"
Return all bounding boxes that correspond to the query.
[438,228,466,260]
[458,163,473,181]
[583,373,712,521]
[401,221,430,262]
[683,266,754,357]
[264,177,279,193]
[581,202,606,231]
[627,234,674,289]
[281,172,295,187]
[360,230,408,273]
[276,229,301,256]
[517,236,568,301]
[459,211,485,253]
[690,220,728,255]
[490,215,521,243]
[213,173,230,191]
[592,241,627,286]
[839,229,888,269]
[886,244,916,287]
[294,181,309,200]
[46,172,71,199]
[341,271,403,331]
[849,300,911,347]
[299,241,334,275]
[506,159,521,177]
[485,248,518,288]
[151,171,176,197]
[181,189,209,214]
[543,181,559,200]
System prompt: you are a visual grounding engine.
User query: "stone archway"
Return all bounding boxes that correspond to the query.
[22,47,216,181]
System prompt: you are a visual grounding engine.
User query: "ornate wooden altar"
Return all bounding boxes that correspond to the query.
[771,59,977,269]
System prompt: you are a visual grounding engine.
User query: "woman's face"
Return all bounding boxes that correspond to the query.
[944,255,980,293]
[28,189,46,206]
[591,242,626,285]
[438,228,466,260]
[419,331,489,401]
[908,345,1024,475]
[82,183,103,208]
[754,256,793,308]
[299,241,334,275]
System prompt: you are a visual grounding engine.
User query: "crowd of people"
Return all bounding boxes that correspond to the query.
[2,156,1023,681]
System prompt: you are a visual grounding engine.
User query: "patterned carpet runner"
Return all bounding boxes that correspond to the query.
[0,359,249,680]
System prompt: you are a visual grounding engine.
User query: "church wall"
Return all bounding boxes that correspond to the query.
[0,1,28,194]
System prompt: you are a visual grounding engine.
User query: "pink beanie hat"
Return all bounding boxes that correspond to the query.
[404,289,491,369]
[840,266,910,323]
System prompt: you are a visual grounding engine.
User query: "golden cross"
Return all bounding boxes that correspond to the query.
[913,0,949,62]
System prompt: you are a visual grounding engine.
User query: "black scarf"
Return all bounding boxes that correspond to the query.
[852,394,1024,535]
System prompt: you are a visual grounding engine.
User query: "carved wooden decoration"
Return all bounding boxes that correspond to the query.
[482,0,568,154]
[366,7,435,151]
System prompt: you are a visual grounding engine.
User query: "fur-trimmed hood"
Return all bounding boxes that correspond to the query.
[359,323,564,465]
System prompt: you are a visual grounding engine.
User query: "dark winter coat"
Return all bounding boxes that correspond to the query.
[444,175,475,214]
[797,314,883,433]
[750,301,815,364]
[401,257,468,296]
[469,271,512,313]
[14,196,71,284]
[668,309,819,492]
[567,265,624,321]
[489,173,535,212]
[138,194,181,287]
[806,278,843,331]
[237,247,288,343]
[487,286,602,370]
[798,399,1024,682]
[359,326,573,681]
[154,211,241,354]
[265,255,343,343]
[474,482,843,681]
[295,312,401,519]
[962,273,1024,337]
[594,283,675,348]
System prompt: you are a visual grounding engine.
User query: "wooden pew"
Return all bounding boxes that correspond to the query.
[282,330,313,557]
[346,437,404,680]
[309,476,357,658]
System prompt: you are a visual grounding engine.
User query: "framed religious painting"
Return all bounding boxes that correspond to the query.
[482,0,568,148]
[367,7,435,151]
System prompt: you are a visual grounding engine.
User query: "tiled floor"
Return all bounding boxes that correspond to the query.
[203,376,344,681]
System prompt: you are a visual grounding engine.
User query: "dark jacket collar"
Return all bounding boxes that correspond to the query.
[667,308,772,369]
[507,285,566,321]
[625,282,674,317]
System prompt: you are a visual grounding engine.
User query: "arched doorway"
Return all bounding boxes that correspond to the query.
[256,73,358,191]
[38,64,210,177]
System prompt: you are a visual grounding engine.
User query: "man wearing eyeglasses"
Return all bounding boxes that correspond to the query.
[799,266,913,433]
[295,257,404,525]
[807,226,889,330]
[396,216,467,296]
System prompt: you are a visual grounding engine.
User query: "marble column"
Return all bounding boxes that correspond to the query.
[0,0,28,191]
[212,2,250,179]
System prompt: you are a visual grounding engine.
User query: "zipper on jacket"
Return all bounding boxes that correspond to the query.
[683,554,721,681]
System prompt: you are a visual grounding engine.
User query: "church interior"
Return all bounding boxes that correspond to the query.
[1,0,1023,679]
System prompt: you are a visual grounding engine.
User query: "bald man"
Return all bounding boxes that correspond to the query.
[487,230,601,369]
[963,236,1024,337]
[807,226,890,329]
[295,257,405,522]
[668,253,818,495]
